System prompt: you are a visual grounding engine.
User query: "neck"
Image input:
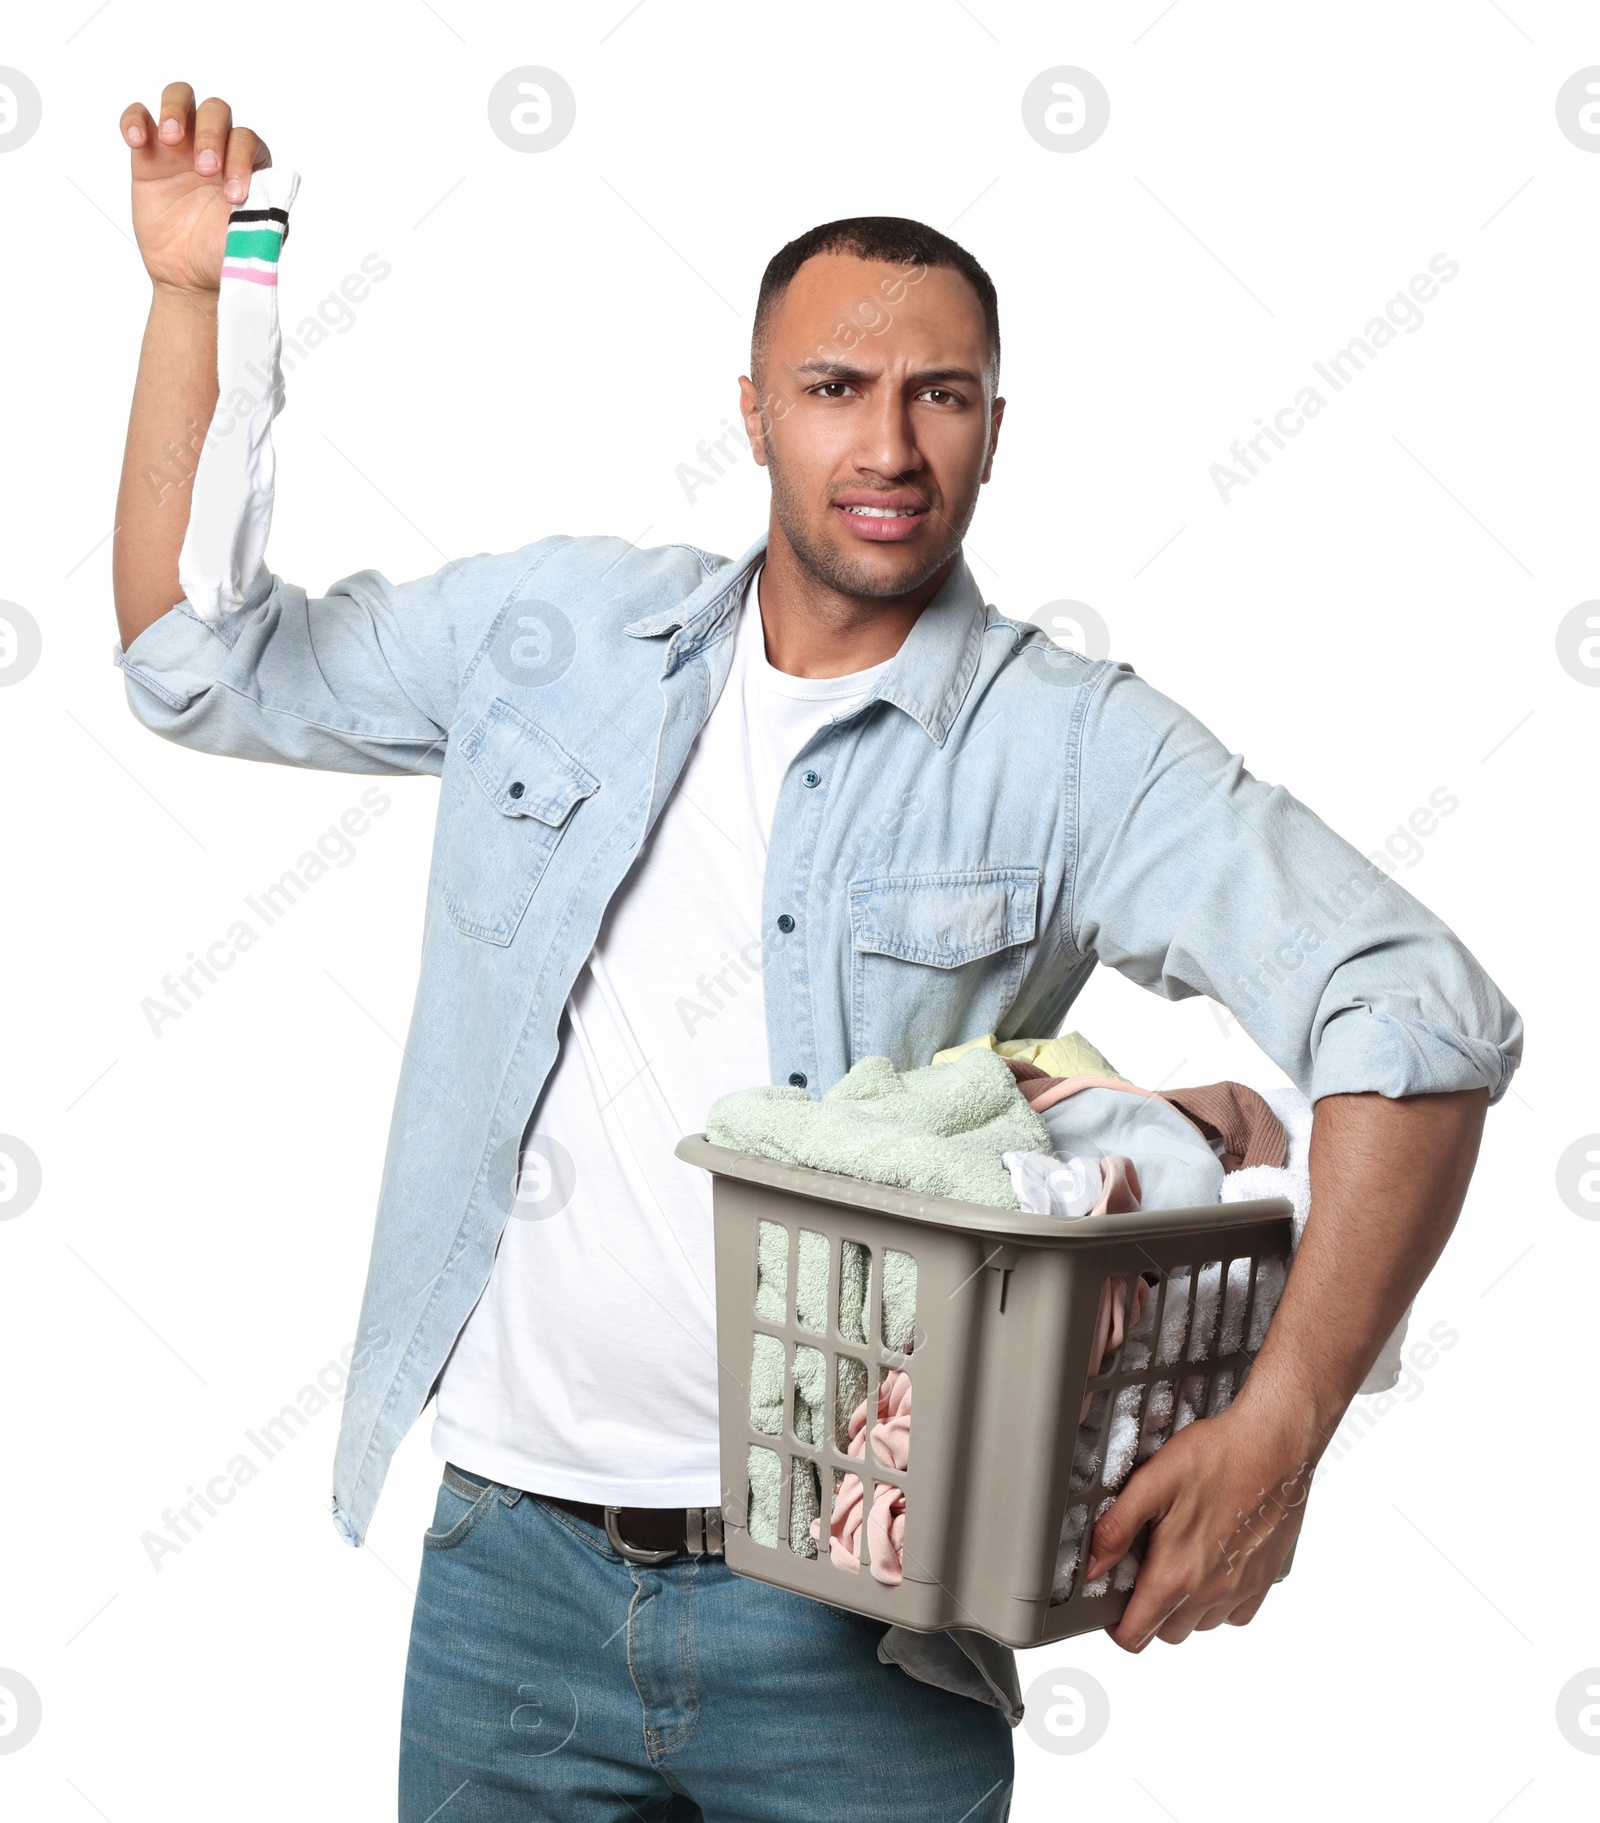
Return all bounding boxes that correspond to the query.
[755,515,958,678]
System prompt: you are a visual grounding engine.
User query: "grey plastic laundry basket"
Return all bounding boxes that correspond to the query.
[676,1132,1298,1648]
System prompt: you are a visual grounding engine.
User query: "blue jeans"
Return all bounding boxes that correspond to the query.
[399,1466,1014,1821]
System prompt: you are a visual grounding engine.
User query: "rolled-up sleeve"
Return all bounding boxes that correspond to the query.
[114,539,565,776]
[1070,665,1522,1104]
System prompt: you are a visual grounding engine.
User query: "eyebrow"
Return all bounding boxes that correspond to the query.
[791,359,985,390]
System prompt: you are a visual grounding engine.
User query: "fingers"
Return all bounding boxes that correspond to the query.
[1084,1462,1171,1581]
[1111,1549,1278,1650]
[120,101,155,149]
[1172,1589,1269,1636]
[221,127,270,204]
[157,81,195,148]
[1109,1582,1191,1653]
[122,88,270,203]
[192,96,231,178]
[1225,1590,1269,1627]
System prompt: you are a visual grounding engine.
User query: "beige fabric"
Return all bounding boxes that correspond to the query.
[931,1030,1127,1083]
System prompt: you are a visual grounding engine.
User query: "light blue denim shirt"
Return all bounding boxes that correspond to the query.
[115,529,1519,1692]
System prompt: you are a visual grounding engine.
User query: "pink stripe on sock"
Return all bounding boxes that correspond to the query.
[221,264,279,286]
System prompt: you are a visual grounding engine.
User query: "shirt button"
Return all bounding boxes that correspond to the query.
[776,913,795,932]
[802,770,820,788]
[788,1071,808,1088]
[508,781,525,799]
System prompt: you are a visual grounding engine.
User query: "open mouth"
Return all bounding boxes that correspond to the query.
[832,499,932,542]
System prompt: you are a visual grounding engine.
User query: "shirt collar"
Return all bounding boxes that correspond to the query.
[623,530,989,748]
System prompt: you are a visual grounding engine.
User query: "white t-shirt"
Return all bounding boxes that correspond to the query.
[429,568,892,1504]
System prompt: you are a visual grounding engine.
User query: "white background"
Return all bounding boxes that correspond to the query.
[2,1,1595,1818]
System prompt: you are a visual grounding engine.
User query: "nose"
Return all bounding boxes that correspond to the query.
[854,390,925,483]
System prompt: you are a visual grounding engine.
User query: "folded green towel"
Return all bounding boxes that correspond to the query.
[707,1046,1050,1211]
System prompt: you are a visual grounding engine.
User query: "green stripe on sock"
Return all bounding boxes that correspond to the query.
[223,228,283,261]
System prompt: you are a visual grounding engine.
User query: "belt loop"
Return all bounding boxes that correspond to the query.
[686,1507,703,1556]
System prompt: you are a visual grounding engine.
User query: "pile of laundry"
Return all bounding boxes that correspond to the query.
[706,1030,1410,1597]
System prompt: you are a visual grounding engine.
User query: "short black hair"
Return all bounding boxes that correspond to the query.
[751,215,1000,387]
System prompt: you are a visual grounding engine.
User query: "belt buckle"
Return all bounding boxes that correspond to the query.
[602,1506,679,1564]
[601,1504,724,1562]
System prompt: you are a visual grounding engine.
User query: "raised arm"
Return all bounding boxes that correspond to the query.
[113,82,269,649]
[108,83,563,778]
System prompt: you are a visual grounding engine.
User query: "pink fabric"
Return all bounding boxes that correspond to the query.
[813,1367,913,1582]
[1087,1152,1141,1216]
[1084,1274,1151,1421]
[1081,1152,1147,1421]
[1019,1071,1169,1115]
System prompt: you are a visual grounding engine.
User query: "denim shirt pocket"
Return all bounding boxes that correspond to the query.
[442,698,601,946]
[847,865,1040,1067]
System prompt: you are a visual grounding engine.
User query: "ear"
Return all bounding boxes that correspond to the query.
[981,395,1006,485]
[737,375,769,469]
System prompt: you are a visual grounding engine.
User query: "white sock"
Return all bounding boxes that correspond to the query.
[178,166,301,624]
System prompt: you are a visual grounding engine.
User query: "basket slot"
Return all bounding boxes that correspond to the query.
[833,1353,869,1450]
[881,1247,918,1355]
[747,1332,785,1436]
[870,1481,906,1585]
[1102,1384,1147,1495]
[824,1467,853,1573]
[1135,1379,1176,1467]
[789,1457,821,1558]
[747,1444,781,1548]
[796,1228,828,1333]
[1054,1503,1090,1602]
[754,1220,787,1321]
[1069,1389,1111,1492]
[837,1238,871,1343]
[1180,1260,1219,1365]
[870,1363,912,1470]
[792,1344,825,1444]
[1220,1254,1252,1356]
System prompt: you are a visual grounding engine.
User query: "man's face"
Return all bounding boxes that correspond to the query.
[739,253,1004,600]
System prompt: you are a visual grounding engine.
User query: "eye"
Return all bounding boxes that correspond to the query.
[918,387,960,406]
[811,381,856,399]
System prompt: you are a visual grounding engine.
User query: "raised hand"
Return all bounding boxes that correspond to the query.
[120,82,271,294]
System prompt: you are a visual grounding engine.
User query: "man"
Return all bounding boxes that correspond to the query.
[112,85,1519,1823]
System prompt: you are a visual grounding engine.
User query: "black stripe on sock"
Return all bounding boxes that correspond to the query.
[227,207,290,224]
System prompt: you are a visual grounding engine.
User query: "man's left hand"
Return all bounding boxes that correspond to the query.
[1084,1401,1315,1651]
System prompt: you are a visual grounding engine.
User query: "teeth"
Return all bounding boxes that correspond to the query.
[844,505,917,517]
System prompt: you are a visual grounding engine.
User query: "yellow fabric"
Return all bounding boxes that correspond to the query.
[930,1031,1126,1082]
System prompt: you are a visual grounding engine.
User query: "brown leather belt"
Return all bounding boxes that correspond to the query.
[538,1491,726,1562]
[446,1464,724,1562]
